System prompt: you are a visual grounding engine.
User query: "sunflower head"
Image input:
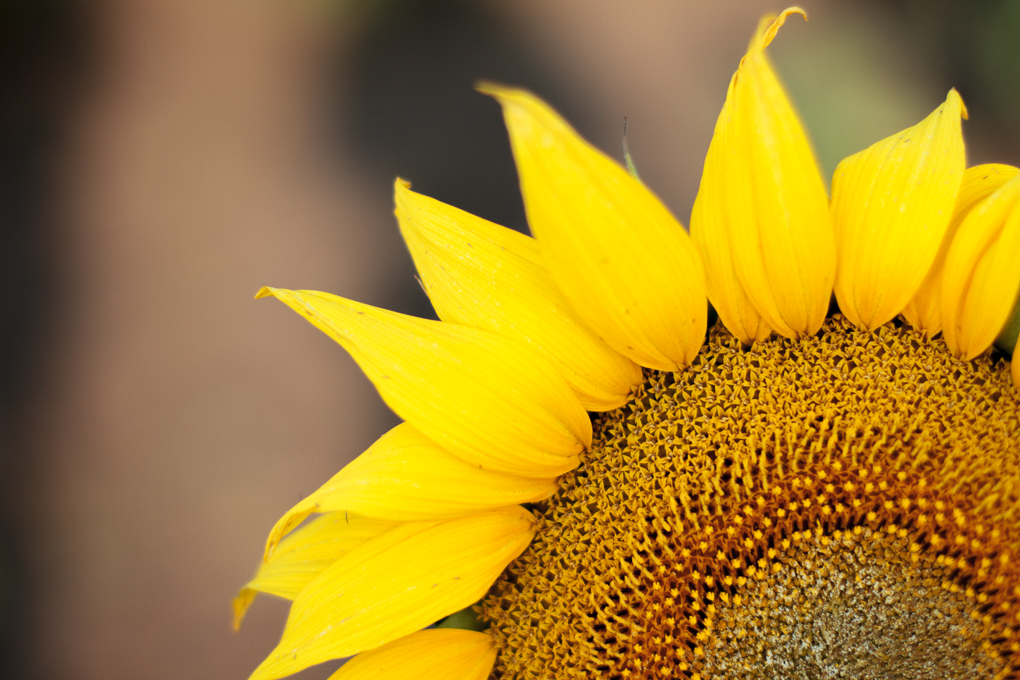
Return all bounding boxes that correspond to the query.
[486,317,1020,679]
[236,8,1020,680]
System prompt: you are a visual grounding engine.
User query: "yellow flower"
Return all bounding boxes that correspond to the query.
[236,8,1020,679]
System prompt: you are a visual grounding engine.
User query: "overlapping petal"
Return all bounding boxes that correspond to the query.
[328,629,496,680]
[691,8,834,341]
[902,164,1020,336]
[394,179,641,410]
[262,422,558,558]
[941,174,1020,359]
[479,83,707,371]
[249,506,535,680]
[233,512,396,630]
[831,89,967,330]
[256,287,591,478]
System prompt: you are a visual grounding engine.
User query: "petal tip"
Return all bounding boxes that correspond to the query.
[475,81,540,115]
[393,177,413,216]
[948,88,969,120]
[255,286,277,300]
[475,79,514,99]
[232,587,257,631]
[263,507,315,562]
[757,7,807,51]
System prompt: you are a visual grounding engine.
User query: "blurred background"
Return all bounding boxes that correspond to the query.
[1,0,1018,678]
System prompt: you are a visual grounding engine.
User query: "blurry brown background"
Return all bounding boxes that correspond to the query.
[1,0,1017,678]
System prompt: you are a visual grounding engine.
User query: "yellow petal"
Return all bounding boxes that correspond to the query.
[328,629,496,680]
[691,8,834,340]
[256,287,591,478]
[394,179,641,410]
[690,83,771,346]
[249,506,535,680]
[902,164,1020,336]
[831,89,967,330]
[263,422,557,556]
[1013,331,1020,388]
[941,174,1020,359]
[233,512,397,630]
[479,83,707,371]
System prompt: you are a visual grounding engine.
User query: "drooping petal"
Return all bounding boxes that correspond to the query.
[256,287,591,478]
[941,174,1020,359]
[249,506,535,680]
[394,179,641,410]
[902,164,1020,336]
[328,629,496,680]
[692,8,834,340]
[233,512,397,630]
[831,89,967,330]
[263,422,557,557]
[478,83,707,371]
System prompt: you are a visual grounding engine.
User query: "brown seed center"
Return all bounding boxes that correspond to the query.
[702,527,1003,679]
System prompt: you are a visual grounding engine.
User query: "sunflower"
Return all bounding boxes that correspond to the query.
[235,8,1020,680]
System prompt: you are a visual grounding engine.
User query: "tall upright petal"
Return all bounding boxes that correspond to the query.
[394,179,641,410]
[257,287,591,478]
[233,513,396,630]
[249,506,535,680]
[831,89,967,330]
[328,629,496,680]
[941,174,1020,359]
[690,109,772,346]
[262,422,558,557]
[902,164,1019,336]
[479,84,707,371]
[691,8,834,341]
